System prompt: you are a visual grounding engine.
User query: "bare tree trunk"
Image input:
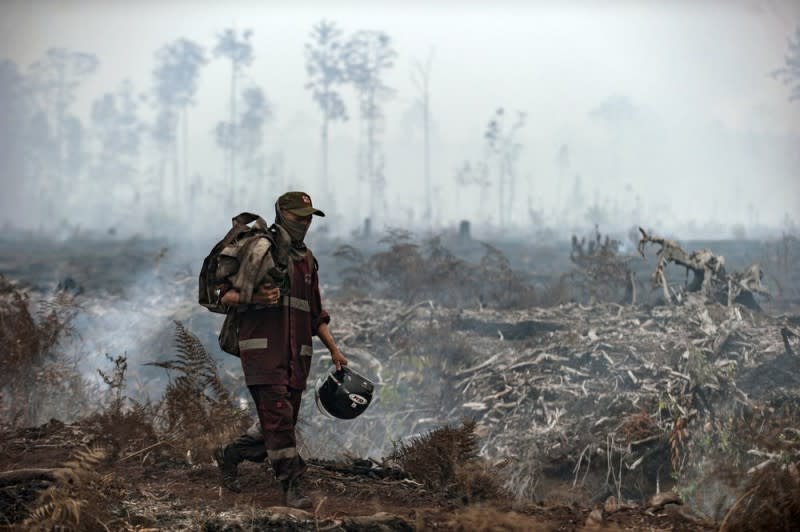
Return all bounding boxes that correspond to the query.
[320,79,332,210]
[356,109,364,224]
[158,155,166,211]
[412,53,433,230]
[322,115,329,197]
[508,155,516,227]
[423,89,431,230]
[367,90,376,224]
[498,159,504,228]
[173,116,179,206]
[183,108,189,205]
[228,60,237,208]
[56,65,65,203]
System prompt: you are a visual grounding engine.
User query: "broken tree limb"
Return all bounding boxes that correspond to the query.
[0,468,58,486]
[638,227,767,309]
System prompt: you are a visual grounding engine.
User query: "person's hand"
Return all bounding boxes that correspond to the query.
[252,283,281,305]
[331,349,348,371]
[220,289,240,306]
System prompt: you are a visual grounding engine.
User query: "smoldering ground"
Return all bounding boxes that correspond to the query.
[1,223,799,529]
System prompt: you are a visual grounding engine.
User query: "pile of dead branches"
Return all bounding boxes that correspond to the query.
[301,283,799,523]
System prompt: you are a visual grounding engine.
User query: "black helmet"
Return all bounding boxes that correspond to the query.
[314,366,374,420]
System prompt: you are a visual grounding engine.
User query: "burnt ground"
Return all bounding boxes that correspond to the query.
[1,232,799,530]
[0,419,713,531]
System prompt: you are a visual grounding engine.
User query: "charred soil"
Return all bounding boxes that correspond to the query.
[0,419,716,531]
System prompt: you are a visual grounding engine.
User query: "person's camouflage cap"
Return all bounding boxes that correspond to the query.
[277,191,325,217]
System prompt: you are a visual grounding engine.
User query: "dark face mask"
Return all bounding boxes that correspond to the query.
[275,204,310,245]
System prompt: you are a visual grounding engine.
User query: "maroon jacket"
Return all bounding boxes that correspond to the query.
[228,251,330,390]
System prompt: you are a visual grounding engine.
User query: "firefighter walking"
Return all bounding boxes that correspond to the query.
[213,191,347,509]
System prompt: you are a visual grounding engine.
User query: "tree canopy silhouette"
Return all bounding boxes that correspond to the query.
[773,24,800,101]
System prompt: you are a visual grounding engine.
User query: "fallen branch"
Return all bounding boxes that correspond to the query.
[118,440,169,463]
[0,468,58,486]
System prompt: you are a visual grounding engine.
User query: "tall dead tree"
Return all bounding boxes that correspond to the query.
[152,38,206,208]
[27,48,98,213]
[213,28,254,209]
[484,108,526,228]
[237,86,272,202]
[305,20,348,210]
[556,143,570,217]
[411,49,434,230]
[343,30,396,226]
[0,61,28,219]
[90,80,144,204]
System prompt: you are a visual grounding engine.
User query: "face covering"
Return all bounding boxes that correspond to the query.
[275,204,310,250]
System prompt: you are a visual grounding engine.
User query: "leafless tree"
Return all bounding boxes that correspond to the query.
[343,30,396,225]
[305,20,348,208]
[152,38,206,206]
[484,108,526,228]
[27,48,98,210]
[773,24,800,101]
[213,28,254,207]
[411,49,434,229]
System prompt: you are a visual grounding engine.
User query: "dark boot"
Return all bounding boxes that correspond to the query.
[213,446,242,493]
[281,478,312,509]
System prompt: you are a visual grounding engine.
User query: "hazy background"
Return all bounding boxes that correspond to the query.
[1,0,799,240]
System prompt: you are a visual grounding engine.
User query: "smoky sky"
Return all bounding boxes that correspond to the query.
[1,0,799,237]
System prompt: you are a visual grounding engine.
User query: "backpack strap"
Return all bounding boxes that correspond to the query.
[306,248,318,272]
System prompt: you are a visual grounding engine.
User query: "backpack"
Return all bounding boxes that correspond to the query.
[199,212,290,356]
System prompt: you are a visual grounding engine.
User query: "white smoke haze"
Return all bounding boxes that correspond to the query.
[0,0,798,422]
[3,9,800,519]
[0,0,798,240]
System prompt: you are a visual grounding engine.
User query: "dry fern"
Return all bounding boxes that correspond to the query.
[0,276,90,427]
[146,321,248,461]
[719,461,800,532]
[23,446,110,531]
[389,419,504,501]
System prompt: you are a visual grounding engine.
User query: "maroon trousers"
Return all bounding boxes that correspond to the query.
[224,385,306,482]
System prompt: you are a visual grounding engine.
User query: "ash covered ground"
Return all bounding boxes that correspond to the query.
[1,226,799,531]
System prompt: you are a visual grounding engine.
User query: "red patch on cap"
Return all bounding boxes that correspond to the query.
[302,195,311,204]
